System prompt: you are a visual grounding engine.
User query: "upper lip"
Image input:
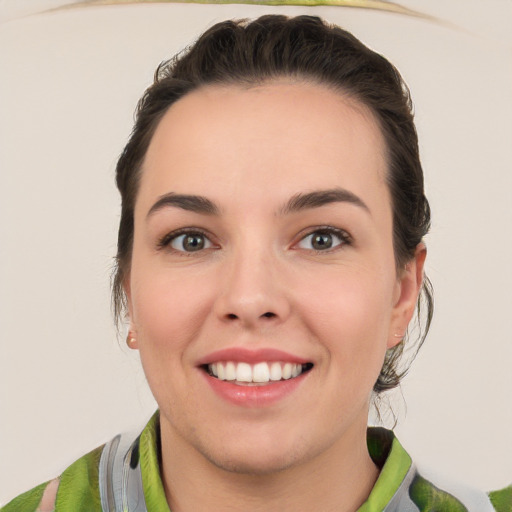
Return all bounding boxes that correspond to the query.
[196,347,310,366]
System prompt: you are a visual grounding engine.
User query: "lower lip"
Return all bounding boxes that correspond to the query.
[202,370,309,407]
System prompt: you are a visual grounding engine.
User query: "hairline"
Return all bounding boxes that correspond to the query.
[115,71,414,326]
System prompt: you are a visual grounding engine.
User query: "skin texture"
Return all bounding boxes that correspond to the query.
[125,81,426,511]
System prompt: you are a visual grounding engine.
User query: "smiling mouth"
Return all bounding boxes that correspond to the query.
[203,361,314,386]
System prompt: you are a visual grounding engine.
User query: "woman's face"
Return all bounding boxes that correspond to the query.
[126,81,424,474]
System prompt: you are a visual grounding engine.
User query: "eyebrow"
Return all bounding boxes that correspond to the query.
[280,188,370,215]
[146,187,369,220]
[147,193,219,219]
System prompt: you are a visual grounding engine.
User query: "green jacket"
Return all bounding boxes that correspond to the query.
[2,412,511,511]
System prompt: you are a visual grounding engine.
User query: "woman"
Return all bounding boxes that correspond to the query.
[2,14,510,512]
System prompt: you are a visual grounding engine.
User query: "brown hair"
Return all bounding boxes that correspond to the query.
[113,14,433,394]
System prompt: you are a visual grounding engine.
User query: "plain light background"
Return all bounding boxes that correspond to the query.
[1,0,511,504]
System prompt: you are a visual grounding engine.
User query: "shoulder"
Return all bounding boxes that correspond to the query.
[1,445,104,512]
[402,458,512,512]
[1,412,160,512]
[407,471,495,511]
[367,428,511,512]
[1,481,48,512]
[489,485,512,512]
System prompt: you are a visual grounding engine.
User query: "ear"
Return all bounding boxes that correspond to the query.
[123,273,139,350]
[387,243,427,349]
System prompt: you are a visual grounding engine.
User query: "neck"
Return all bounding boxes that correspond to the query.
[160,418,379,512]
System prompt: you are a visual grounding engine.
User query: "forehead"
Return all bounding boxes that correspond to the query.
[139,81,389,214]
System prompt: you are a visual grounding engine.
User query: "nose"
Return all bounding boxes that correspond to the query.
[213,247,291,329]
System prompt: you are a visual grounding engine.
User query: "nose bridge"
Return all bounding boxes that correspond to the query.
[215,234,290,326]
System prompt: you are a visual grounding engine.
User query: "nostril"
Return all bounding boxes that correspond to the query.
[227,313,238,320]
[262,312,276,318]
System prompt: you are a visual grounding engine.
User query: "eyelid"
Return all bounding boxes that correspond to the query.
[293,226,352,252]
[157,227,217,252]
[156,225,351,253]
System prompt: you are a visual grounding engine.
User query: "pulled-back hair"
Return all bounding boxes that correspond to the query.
[113,14,433,394]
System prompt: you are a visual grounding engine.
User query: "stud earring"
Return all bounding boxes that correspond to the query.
[126,333,137,348]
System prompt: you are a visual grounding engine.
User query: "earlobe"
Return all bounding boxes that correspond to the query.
[387,243,427,349]
[126,330,138,349]
[123,274,133,317]
[123,274,139,350]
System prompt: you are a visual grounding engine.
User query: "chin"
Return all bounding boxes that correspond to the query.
[209,419,319,474]
[203,444,304,476]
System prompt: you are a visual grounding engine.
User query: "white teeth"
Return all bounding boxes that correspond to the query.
[225,361,236,381]
[207,361,309,384]
[269,362,282,381]
[236,362,253,382]
[282,363,292,380]
[253,362,270,383]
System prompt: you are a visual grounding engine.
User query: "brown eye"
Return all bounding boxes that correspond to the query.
[297,229,349,251]
[311,233,333,250]
[170,233,211,252]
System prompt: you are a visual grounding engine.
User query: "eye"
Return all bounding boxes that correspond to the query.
[297,228,350,251]
[168,232,213,252]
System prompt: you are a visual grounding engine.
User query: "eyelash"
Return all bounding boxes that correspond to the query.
[157,228,214,254]
[295,226,352,253]
[157,226,352,254]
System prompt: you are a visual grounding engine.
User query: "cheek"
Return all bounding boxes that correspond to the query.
[130,263,216,358]
[295,267,395,376]
[130,266,219,411]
